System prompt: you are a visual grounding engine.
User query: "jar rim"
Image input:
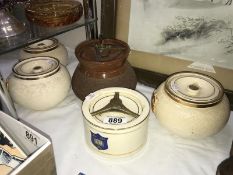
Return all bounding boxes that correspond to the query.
[82,87,150,132]
[12,56,60,80]
[23,38,59,54]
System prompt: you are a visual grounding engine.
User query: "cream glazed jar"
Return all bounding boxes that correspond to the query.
[8,56,71,110]
[151,72,230,139]
[82,87,150,157]
[19,38,68,66]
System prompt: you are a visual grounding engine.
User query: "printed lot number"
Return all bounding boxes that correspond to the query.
[103,117,128,125]
[25,130,38,146]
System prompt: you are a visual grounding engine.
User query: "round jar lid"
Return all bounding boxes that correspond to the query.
[23,38,58,53]
[82,87,150,132]
[76,39,129,62]
[13,56,60,80]
[165,72,224,107]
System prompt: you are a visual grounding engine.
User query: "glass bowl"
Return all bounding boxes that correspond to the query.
[25,0,83,27]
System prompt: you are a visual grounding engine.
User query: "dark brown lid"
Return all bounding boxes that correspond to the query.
[75,39,130,71]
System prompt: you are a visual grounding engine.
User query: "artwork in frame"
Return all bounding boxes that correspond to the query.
[116,0,233,91]
[129,0,233,69]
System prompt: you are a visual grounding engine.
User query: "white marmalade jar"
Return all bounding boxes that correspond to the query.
[8,56,71,110]
[82,87,150,157]
[19,38,68,66]
[151,72,230,139]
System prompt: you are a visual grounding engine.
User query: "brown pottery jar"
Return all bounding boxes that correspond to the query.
[71,39,137,101]
[216,141,233,175]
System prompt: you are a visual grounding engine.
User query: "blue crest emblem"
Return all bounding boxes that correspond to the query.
[91,131,108,150]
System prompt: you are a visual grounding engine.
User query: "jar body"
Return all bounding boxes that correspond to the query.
[8,65,71,110]
[19,41,68,66]
[84,117,148,157]
[151,83,230,139]
[72,61,137,101]
[82,87,150,157]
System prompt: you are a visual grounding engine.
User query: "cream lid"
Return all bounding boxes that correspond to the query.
[13,56,60,80]
[23,38,58,53]
[82,87,150,132]
[165,72,224,107]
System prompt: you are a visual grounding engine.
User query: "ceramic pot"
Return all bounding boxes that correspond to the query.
[216,157,233,175]
[19,38,68,66]
[72,39,137,101]
[8,56,71,110]
[151,72,230,139]
[82,87,150,157]
[216,141,233,175]
[231,141,233,157]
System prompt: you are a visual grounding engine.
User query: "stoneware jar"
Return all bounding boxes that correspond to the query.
[19,38,68,65]
[8,56,71,110]
[72,39,137,101]
[82,87,150,157]
[216,141,233,175]
[151,71,230,139]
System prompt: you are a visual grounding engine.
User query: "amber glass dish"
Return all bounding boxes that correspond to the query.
[25,0,83,27]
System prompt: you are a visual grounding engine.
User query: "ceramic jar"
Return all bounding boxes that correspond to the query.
[19,38,68,65]
[151,72,230,139]
[72,39,137,101]
[217,141,233,175]
[8,56,71,110]
[82,87,150,157]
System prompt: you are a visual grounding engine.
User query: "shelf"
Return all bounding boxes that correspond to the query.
[0,16,97,55]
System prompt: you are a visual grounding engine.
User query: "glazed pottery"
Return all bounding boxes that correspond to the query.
[8,56,71,110]
[19,38,68,66]
[231,141,233,156]
[216,141,233,175]
[151,71,230,139]
[82,87,150,157]
[216,156,233,175]
[72,39,137,101]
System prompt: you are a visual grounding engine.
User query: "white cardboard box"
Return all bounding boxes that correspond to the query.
[0,111,56,175]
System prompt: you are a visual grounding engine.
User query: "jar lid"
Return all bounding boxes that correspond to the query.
[23,38,58,53]
[76,39,129,62]
[13,56,60,80]
[82,87,149,132]
[165,72,224,107]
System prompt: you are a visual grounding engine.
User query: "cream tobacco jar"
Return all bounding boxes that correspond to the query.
[19,38,68,66]
[82,87,150,157]
[151,72,230,139]
[8,56,71,110]
[72,39,137,101]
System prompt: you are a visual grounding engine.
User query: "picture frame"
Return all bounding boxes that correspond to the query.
[115,0,233,95]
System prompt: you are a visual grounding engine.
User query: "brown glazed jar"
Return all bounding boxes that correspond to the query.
[71,39,137,101]
[216,141,233,175]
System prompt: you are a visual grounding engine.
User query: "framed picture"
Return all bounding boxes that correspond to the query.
[115,0,233,93]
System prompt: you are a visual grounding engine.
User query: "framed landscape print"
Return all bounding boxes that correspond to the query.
[116,0,233,92]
